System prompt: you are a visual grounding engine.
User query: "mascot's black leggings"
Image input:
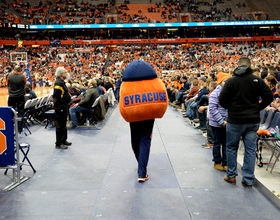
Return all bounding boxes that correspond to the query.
[129,119,155,178]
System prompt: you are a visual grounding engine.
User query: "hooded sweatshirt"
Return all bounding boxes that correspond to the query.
[219,65,273,124]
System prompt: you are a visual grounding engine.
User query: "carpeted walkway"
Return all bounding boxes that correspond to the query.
[0,105,279,220]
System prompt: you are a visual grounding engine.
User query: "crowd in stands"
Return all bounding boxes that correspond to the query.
[0,1,22,25]
[0,40,278,91]
[115,2,181,23]
[12,0,50,24]
[184,0,249,22]
[0,0,267,25]
[0,45,110,89]
[50,0,110,24]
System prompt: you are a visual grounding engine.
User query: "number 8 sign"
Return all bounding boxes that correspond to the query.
[0,118,7,155]
[0,107,15,166]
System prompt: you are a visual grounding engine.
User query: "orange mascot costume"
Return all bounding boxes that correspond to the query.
[119,60,168,182]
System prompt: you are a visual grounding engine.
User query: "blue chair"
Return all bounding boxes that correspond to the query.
[44,109,56,129]
[79,97,101,126]
[18,110,32,136]
[257,111,280,167]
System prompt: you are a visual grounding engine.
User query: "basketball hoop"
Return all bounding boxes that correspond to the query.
[10,52,28,64]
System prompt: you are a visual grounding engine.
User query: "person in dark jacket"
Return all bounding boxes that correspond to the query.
[53,67,72,149]
[184,82,209,120]
[7,65,26,117]
[26,83,37,99]
[104,76,114,91]
[219,57,274,188]
[173,76,191,105]
[24,86,33,103]
[96,79,105,96]
[68,79,99,129]
[114,76,122,101]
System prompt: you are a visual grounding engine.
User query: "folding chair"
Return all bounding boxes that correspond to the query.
[44,109,56,128]
[79,97,101,125]
[46,94,53,105]
[266,140,280,173]
[24,99,33,110]
[22,100,33,124]
[5,142,36,175]
[42,94,56,128]
[256,112,280,167]
[103,88,112,111]
[18,110,32,136]
[103,88,111,101]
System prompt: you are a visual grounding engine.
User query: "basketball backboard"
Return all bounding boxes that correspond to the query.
[10,52,28,63]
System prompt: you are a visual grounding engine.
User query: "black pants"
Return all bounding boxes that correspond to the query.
[129,119,155,178]
[55,104,69,146]
[8,96,25,117]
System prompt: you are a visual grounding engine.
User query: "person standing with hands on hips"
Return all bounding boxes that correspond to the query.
[52,67,72,149]
[119,60,168,182]
[219,57,273,188]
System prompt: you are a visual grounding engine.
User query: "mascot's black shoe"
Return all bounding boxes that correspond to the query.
[64,141,72,146]
[138,174,149,182]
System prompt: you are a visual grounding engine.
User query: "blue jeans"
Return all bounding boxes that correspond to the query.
[184,99,194,113]
[69,106,89,127]
[186,101,197,119]
[226,122,259,185]
[176,91,183,101]
[211,126,227,166]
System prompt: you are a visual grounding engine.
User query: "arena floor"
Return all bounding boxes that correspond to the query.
[0,105,279,220]
[0,87,52,107]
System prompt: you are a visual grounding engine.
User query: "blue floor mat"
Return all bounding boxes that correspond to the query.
[76,104,118,130]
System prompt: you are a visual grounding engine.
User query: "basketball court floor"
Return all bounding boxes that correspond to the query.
[0,97,279,219]
[0,87,53,107]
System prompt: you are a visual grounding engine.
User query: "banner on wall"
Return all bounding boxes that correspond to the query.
[50,41,61,46]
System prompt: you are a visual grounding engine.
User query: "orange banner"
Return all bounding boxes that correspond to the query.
[23,41,50,45]
[61,40,74,45]
[0,40,16,46]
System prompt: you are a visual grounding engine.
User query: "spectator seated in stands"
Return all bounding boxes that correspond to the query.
[172,76,191,106]
[104,76,114,91]
[183,78,200,113]
[184,82,209,121]
[114,76,122,102]
[24,86,33,103]
[269,82,280,112]
[197,81,217,130]
[68,79,99,129]
[116,3,179,23]
[265,75,279,99]
[71,83,82,96]
[26,83,37,99]
[168,75,183,103]
[50,1,110,25]
[96,79,105,95]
